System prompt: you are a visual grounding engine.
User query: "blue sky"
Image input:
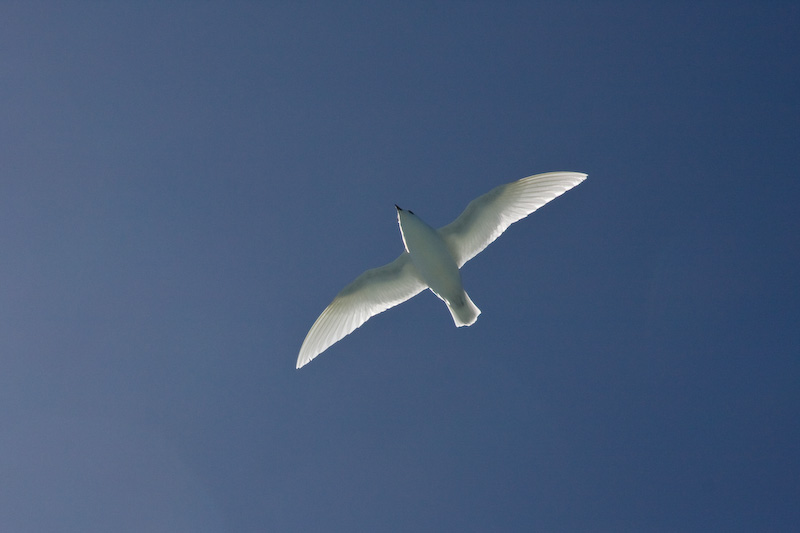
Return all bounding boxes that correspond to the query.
[2,2,798,531]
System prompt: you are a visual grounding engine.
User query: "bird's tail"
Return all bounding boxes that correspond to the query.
[447,291,481,327]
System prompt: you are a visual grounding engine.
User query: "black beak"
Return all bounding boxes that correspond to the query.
[395,204,402,211]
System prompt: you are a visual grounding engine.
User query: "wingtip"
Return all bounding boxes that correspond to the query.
[553,170,588,184]
[557,170,588,180]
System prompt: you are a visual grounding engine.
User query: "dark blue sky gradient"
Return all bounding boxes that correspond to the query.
[2,2,798,531]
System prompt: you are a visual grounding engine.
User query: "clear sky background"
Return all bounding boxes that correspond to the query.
[2,2,798,531]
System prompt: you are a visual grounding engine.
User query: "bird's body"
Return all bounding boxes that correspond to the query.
[396,206,480,327]
[296,171,587,368]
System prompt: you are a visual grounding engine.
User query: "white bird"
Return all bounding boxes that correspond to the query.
[296,171,587,368]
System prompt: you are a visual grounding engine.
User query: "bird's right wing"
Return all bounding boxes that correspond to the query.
[297,252,426,368]
[438,172,587,267]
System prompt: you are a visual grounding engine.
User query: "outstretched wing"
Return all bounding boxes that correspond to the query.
[438,172,587,267]
[297,252,426,368]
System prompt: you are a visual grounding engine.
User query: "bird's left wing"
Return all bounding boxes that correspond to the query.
[438,172,587,267]
[297,252,426,368]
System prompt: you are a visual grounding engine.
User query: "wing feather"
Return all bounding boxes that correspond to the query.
[296,252,426,368]
[438,172,587,267]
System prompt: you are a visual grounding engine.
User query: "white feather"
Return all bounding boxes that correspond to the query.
[438,171,587,267]
[296,253,425,368]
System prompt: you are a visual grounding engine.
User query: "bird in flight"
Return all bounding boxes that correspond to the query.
[296,171,587,368]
